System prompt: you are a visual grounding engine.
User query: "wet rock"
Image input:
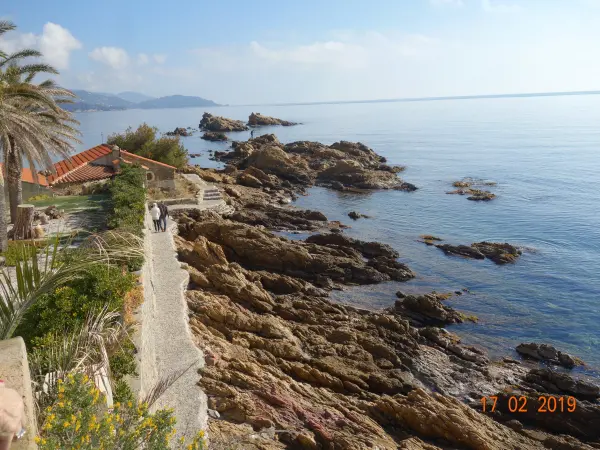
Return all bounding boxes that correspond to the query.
[394,182,418,192]
[393,293,464,327]
[419,235,442,246]
[248,112,298,127]
[201,131,228,141]
[435,244,486,260]
[472,242,522,264]
[467,190,496,201]
[494,392,600,442]
[523,368,599,400]
[348,211,370,220]
[434,242,522,265]
[165,127,191,136]
[516,343,585,369]
[199,112,249,132]
[305,233,399,259]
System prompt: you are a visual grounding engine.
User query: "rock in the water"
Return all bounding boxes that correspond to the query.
[348,211,370,220]
[435,244,485,260]
[165,127,191,137]
[199,112,248,132]
[434,241,521,265]
[393,293,464,327]
[471,242,522,264]
[201,131,228,141]
[467,190,496,201]
[394,182,418,192]
[248,112,297,127]
[516,343,585,369]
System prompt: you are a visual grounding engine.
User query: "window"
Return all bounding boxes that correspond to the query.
[146,171,154,181]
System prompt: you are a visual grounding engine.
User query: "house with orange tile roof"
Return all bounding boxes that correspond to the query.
[47,144,176,190]
[0,164,52,201]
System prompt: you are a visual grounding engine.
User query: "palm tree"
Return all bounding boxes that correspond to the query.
[0,24,80,223]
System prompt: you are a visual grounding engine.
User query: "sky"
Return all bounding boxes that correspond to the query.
[2,0,600,104]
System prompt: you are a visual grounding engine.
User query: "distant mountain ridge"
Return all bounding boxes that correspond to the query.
[117,91,156,103]
[64,90,220,112]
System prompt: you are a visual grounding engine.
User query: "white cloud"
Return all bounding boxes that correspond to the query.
[0,22,81,69]
[89,46,130,69]
[152,54,167,64]
[38,23,82,69]
[482,0,522,13]
[137,53,149,65]
[430,0,464,7]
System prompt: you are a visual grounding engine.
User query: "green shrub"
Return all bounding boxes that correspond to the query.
[16,264,136,348]
[36,373,206,449]
[108,123,188,168]
[109,338,138,381]
[113,379,135,404]
[108,164,146,235]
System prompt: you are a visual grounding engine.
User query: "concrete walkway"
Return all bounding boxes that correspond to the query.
[138,211,207,440]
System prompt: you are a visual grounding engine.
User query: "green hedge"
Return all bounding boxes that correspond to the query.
[107,164,146,235]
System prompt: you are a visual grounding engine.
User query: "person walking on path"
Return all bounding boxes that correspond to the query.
[0,380,25,450]
[158,202,169,232]
[150,203,161,232]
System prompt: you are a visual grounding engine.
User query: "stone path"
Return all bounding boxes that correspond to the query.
[138,211,207,441]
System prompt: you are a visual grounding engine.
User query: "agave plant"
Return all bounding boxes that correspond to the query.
[0,230,143,340]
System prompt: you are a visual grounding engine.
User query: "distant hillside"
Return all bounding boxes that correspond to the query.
[136,95,219,109]
[65,90,134,111]
[64,90,219,111]
[117,91,156,103]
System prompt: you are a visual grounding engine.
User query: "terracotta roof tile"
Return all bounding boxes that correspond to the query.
[0,164,48,186]
[48,144,113,184]
[56,164,114,184]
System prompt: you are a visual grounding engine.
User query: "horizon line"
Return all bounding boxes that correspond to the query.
[234,89,600,108]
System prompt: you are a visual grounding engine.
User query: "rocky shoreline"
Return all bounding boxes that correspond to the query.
[176,135,599,449]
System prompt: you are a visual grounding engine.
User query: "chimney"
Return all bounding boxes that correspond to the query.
[111,145,121,171]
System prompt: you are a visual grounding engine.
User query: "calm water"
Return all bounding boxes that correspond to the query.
[75,96,600,372]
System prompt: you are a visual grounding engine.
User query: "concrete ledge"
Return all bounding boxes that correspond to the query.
[0,338,37,449]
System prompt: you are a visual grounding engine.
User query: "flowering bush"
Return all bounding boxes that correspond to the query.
[36,373,206,450]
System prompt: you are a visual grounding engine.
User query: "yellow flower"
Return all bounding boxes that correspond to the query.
[63,421,70,428]
[127,401,133,408]
[34,437,41,444]
[199,430,205,438]
[57,402,64,408]
[75,421,81,432]
[114,402,121,409]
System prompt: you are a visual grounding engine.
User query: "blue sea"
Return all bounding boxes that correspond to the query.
[75,95,600,373]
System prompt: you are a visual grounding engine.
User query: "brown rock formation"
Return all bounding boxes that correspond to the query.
[173,203,598,449]
[433,242,522,265]
[214,134,417,192]
[199,112,249,132]
[165,126,191,136]
[201,131,228,141]
[248,112,298,127]
[516,343,585,369]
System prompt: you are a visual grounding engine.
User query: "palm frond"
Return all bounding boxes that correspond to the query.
[0,49,44,68]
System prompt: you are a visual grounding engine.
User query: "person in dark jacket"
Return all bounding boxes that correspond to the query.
[158,202,169,232]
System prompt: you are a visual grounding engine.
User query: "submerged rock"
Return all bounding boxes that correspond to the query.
[199,112,249,132]
[201,131,228,141]
[248,112,298,127]
[516,343,585,369]
[348,211,370,220]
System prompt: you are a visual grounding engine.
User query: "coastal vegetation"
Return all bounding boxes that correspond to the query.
[107,123,188,168]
